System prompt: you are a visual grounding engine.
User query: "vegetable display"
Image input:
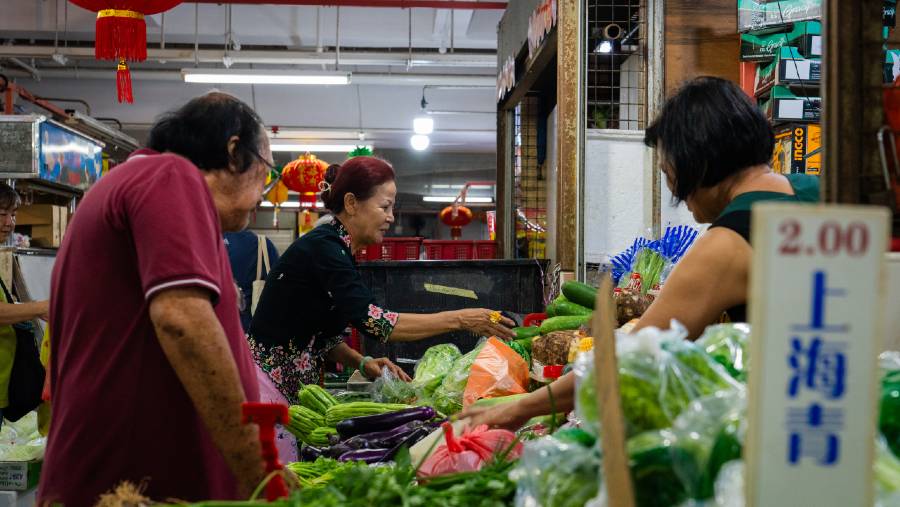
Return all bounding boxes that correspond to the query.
[412,343,463,403]
[538,314,592,335]
[697,323,750,382]
[432,343,485,415]
[325,402,413,427]
[336,406,436,439]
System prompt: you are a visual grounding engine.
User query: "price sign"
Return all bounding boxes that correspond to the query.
[746,203,889,507]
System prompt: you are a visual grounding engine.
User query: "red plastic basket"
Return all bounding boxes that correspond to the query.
[356,238,423,262]
[423,240,476,260]
[474,240,498,259]
[381,237,423,260]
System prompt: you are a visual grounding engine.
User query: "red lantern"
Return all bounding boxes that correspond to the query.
[69,0,182,103]
[281,153,329,206]
[439,205,473,239]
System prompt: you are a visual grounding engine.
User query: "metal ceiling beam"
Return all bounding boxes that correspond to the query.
[190,1,507,9]
[0,45,496,68]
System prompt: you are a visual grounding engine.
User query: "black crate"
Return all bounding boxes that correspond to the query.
[356,259,549,375]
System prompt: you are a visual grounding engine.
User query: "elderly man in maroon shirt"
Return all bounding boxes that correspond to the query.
[39,92,272,506]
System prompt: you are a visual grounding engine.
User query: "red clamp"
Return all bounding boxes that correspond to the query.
[242,402,290,500]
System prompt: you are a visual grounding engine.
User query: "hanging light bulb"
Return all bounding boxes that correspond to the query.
[410,134,430,151]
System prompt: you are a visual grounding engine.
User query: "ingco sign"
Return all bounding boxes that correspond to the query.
[528,0,557,60]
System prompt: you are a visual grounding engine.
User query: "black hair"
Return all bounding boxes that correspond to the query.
[147,91,265,174]
[0,183,21,211]
[644,76,775,202]
[322,158,395,214]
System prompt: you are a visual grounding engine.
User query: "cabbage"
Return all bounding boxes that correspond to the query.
[431,343,483,415]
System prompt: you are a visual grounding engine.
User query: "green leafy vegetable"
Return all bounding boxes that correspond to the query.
[432,344,484,415]
[697,323,750,381]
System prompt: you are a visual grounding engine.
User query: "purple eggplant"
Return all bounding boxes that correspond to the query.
[336,406,437,439]
[325,439,368,459]
[299,444,325,462]
[346,419,426,449]
[338,448,391,464]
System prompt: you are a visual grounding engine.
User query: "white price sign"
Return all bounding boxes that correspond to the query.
[746,203,889,507]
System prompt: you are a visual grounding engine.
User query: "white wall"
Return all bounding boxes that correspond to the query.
[583,129,655,264]
[582,130,702,268]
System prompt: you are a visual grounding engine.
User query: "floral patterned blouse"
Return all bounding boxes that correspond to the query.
[248,218,398,403]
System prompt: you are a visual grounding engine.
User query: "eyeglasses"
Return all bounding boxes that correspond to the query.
[250,149,281,196]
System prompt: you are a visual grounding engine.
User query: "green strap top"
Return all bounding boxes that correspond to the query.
[715,173,820,219]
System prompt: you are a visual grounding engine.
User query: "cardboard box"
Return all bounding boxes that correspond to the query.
[772,123,821,175]
[741,21,821,61]
[755,47,821,97]
[738,0,822,33]
[760,86,822,123]
[0,460,41,491]
[16,205,67,248]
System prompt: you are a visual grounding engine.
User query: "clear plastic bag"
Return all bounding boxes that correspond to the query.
[696,324,750,382]
[713,460,745,507]
[411,343,461,404]
[575,321,742,438]
[669,389,746,501]
[432,340,486,415]
[511,435,601,507]
[876,435,900,507]
[373,366,416,404]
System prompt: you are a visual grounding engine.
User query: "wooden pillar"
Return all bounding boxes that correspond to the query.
[556,0,583,273]
[822,0,888,207]
[496,109,512,258]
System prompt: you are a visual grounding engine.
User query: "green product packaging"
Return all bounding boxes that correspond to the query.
[754,46,821,98]
[738,0,822,33]
[759,86,821,124]
[741,21,822,61]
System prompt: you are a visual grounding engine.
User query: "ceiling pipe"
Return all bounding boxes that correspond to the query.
[191,0,507,9]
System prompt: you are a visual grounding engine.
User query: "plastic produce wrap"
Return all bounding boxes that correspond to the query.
[697,323,750,382]
[462,337,529,409]
[713,460,745,507]
[411,343,462,403]
[432,341,486,415]
[669,389,746,501]
[626,429,693,507]
[575,321,741,438]
[255,365,298,463]
[0,412,45,462]
[511,434,601,507]
[373,366,416,404]
[876,436,900,506]
[881,365,900,459]
[418,422,522,479]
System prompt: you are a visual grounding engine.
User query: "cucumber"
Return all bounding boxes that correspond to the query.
[514,337,534,354]
[546,294,569,317]
[513,326,541,341]
[548,300,592,317]
[562,281,598,309]
[539,314,592,334]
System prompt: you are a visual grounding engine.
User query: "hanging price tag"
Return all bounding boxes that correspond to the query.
[746,203,889,507]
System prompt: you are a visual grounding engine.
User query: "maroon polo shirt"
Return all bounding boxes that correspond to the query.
[39,150,260,507]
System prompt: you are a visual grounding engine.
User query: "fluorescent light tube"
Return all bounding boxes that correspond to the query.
[410,134,430,151]
[422,196,493,203]
[182,69,351,85]
[259,201,324,208]
[270,144,373,153]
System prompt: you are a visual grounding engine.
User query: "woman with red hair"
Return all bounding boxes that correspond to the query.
[249,157,514,402]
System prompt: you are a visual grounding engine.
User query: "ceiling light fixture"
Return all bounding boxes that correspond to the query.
[270,143,373,153]
[182,69,351,85]
[410,134,430,151]
[423,196,493,203]
[413,116,434,135]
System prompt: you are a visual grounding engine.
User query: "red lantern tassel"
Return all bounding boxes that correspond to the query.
[117,60,133,104]
[95,9,147,61]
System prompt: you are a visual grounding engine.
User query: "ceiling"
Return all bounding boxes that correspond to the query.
[0,0,504,152]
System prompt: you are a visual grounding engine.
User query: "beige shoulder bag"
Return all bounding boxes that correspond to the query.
[251,234,271,316]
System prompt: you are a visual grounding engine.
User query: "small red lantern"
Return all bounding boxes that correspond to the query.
[281,153,329,206]
[439,205,473,239]
[69,0,182,103]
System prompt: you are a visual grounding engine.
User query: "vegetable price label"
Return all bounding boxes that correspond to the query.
[746,203,889,507]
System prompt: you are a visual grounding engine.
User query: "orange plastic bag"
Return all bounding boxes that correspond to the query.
[462,337,529,408]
